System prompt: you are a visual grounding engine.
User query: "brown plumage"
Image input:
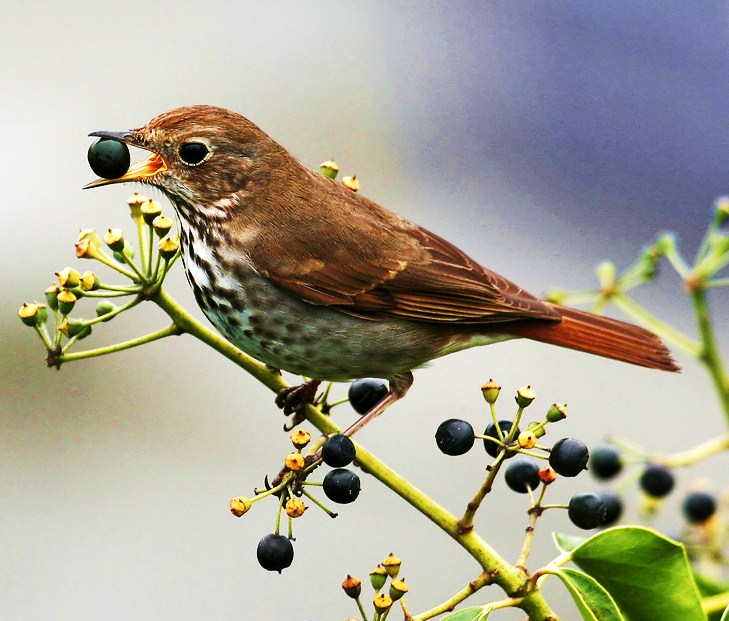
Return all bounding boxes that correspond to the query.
[86,105,678,430]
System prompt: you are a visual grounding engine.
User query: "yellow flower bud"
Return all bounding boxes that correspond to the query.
[341,175,359,192]
[290,429,312,448]
[229,496,252,517]
[284,452,305,471]
[285,498,306,518]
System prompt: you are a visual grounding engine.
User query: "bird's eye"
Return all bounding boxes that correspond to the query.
[179,142,209,165]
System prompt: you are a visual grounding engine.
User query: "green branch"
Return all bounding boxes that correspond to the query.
[58,323,182,363]
[689,287,729,425]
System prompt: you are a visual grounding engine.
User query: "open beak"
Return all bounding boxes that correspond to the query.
[83,130,167,189]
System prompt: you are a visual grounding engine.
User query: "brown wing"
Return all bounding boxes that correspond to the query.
[246,169,561,324]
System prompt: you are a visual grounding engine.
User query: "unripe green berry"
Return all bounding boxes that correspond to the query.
[152,215,174,237]
[546,403,567,422]
[481,379,501,404]
[45,284,60,310]
[527,421,546,438]
[57,289,77,316]
[369,566,387,591]
[95,300,117,321]
[140,199,163,225]
[389,578,408,601]
[159,236,180,260]
[319,159,339,180]
[382,553,401,578]
[104,228,125,253]
[56,266,81,289]
[79,271,101,291]
[60,317,91,340]
[18,303,46,327]
[515,385,536,408]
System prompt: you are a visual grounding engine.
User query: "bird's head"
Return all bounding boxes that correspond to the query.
[85,105,288,218]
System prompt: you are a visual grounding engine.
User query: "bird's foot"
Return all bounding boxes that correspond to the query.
[275,379,322,416]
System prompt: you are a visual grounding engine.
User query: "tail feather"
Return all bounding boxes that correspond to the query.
[509,304,680,372]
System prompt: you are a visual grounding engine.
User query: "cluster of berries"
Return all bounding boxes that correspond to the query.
[18,193,181,367]
[433,380,616,530]
[231,429,362,572]
[341,553,408,621]
[590,444,718,529]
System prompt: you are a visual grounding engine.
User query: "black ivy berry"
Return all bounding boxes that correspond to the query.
[322,434,356,467]
[504,459,540,493]
[640,464,675,498]
[435,419,475,456]
[549,437,589,477]
[568,493,607,530]
[348,378,388,415]
[683,491,717,524]
[596,491,623,527]
[88,138,130,179]
[590,444,623,480]
[256,533,294,572]
[323,468,361,504]
[483,419,520,458]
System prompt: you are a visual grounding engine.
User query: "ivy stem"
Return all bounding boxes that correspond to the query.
[663,433,729,467]
[516,484,549,567]
[459,452,507,531]
[689,286,729,426]
[610,294,701,356]
[411,572,494,621]
[59,323,182,362]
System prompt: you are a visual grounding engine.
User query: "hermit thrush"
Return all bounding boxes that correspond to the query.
[86,106,677,430]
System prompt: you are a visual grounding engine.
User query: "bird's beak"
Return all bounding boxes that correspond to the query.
[83,130,167,189]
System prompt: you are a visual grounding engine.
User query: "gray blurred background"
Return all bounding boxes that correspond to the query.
[3,3,729,620]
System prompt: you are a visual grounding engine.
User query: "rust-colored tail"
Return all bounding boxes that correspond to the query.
[509,304,680,372]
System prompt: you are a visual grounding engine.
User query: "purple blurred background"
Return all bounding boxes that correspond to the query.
[3,3,729,620]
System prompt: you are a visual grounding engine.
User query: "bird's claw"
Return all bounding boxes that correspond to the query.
[275,379,322,416]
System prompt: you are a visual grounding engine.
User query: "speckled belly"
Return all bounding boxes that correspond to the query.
[181,243,511,381]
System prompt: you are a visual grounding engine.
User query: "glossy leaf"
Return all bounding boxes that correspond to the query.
[550,567,624,621]
[553,531,586,554]
[568,526,704,621]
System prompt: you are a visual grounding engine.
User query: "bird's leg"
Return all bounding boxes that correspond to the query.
[342,372,414,437]
[275,379,322,416]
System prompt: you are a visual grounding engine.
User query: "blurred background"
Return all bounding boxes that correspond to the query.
[4,3,729,619]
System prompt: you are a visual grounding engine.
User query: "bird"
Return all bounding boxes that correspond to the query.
[85,105,678,433]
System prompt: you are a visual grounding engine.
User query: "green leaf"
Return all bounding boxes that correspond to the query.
[569,526,705,621]
[721,605,729,621]
[694,572,729,621]
[442,605,491,621]
[550,567,624,621]
[553,531,586,554]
